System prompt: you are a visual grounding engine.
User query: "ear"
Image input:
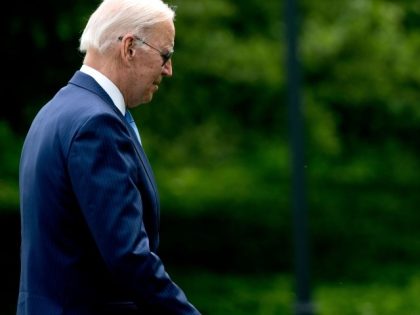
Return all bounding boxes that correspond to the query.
[120,35,137,61]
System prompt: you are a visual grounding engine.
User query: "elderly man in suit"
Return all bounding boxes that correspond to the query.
[17,0,201,314]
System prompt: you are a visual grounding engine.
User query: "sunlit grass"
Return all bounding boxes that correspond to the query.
[171,269,294,315]
[315,275,420,315]
[171,269,420,315]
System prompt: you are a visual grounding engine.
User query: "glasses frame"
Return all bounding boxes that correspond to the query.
[118,35,173,66]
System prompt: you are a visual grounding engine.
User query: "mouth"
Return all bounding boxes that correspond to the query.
[153,80,161,91]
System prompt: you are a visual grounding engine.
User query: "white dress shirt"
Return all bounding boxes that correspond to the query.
[80,64,126,116]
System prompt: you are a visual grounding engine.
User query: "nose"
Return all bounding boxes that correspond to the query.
[161,59,172,77]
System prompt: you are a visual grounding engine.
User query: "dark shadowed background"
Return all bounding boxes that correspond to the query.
[1,0,420,314]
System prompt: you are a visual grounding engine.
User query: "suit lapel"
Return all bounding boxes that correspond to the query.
[124,120,159,196]
[69,70,159,205]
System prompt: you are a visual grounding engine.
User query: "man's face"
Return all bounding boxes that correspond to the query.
[129,20,175,107]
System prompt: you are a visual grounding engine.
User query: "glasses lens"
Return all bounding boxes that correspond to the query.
[162,51,173,66]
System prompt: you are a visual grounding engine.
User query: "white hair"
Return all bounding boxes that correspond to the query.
[79,0,175,54]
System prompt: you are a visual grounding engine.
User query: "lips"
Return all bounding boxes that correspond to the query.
[153,80,160,91]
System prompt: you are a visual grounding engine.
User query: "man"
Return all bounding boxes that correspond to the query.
[17,0,201,314]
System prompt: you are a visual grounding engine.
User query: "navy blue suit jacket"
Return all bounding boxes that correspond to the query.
[17,71,200,315]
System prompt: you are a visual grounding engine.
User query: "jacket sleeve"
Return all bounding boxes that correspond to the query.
[67,113,200,315]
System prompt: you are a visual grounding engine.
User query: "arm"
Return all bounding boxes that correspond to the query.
[67,113,200,314]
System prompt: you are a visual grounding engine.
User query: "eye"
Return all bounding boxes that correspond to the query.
[162,50,174,65]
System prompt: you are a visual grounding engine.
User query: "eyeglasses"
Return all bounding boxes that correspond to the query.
[118,36,174,66]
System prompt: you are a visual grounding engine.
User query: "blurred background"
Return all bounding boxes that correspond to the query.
[1,0,420,314]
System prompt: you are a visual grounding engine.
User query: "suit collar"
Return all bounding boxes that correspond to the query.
[68,70,121,117]
[79,65,126,116]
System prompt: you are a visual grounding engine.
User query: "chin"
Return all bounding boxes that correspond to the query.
[139,96,153,105]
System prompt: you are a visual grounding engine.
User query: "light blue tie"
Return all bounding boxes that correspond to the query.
[124,110,142,145]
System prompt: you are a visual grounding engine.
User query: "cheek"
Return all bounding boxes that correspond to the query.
[140,67,159,86]
[133,63,161,100]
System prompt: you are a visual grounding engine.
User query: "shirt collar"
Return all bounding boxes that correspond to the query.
[80,64,126,116]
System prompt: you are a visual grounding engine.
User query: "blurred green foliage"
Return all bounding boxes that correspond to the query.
[0,121,20,211]
[1,0,419,283]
